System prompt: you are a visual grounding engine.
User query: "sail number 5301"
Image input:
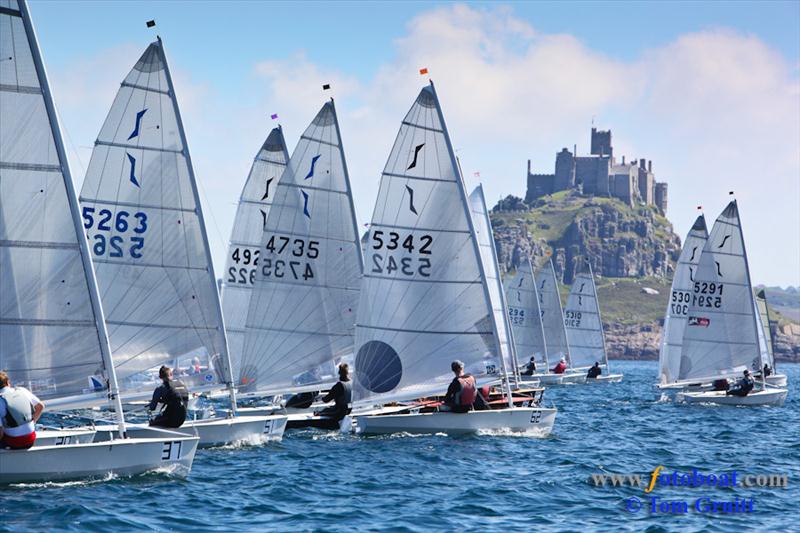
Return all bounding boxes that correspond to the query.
[370,230,432,278]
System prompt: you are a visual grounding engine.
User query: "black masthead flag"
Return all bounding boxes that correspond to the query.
[322,83,331,90]
[146,20,156,28]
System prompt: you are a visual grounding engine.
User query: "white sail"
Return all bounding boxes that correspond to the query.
[221,127,289,384]
[534,259,570,367]
[0,0,122,420]
[239,100,363,395]
[469,185,517,380]
[679,201,760,381]
[79,39,230,396]
[353,83,504,405]
[658,215,708,384]
[754,290,775,370]
[563,266,607,369]
[505,259,548,369]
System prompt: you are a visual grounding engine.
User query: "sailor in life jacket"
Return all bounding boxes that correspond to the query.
[148,366,190,428]
[0,371,45,450]
[443,360,477,413]
[317,363,353,422]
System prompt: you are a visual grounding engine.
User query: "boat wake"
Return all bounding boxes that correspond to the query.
[476,427,552,438]
[10,472,116,489]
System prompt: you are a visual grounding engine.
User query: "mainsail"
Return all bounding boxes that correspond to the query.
[658,215,708,384]
[79,39,230,396]
[0,0,123,427]
[353,83,504,405]
[469,185,517,381]
[535,259,571,368]
[563,264,608,369]
[679,201,761,381]
[239,100,363,395]
[221,127,289,382]
[505,259,548,370]
[754,290,775,371]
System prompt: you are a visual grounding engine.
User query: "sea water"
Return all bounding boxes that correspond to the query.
[2,360,798,532]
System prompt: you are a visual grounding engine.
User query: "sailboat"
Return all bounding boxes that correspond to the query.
[468,185,533,389]
[563,262,623,383]
[504,258,549,386]
[234,99,364,430]
[77,37,285,446]
[353,83,556,435]
[754,290,788,387]
[656,215,709,391]
[676,201,787,406]
[1,0,198,483]
[533,259,585,384]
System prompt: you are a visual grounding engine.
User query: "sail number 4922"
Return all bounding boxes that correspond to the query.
[370,230,432,278]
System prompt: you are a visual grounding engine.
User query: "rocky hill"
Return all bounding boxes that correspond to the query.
[489,190,799,363]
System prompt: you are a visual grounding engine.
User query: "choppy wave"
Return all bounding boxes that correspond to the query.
[3,361,797,532]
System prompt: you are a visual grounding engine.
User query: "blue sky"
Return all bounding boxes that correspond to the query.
[28,0,800,286]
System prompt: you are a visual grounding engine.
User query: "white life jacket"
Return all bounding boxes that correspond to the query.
[0,387,34,428]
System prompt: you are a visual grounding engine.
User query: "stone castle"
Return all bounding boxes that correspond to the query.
[525,128,668,214]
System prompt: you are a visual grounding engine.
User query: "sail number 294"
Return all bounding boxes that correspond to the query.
[370,230,432,278]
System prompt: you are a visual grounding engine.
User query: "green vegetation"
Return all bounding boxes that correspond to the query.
[556,276,671,326]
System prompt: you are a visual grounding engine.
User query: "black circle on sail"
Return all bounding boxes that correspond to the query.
[355,341,402,394]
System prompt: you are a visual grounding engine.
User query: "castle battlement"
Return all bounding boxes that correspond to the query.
[526,127,668,214]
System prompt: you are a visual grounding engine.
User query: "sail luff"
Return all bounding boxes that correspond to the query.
[18,0,125,434]
[586,261,610,369]
[429,82,512,405]
[157,37,236,409]
[330,98,364,274]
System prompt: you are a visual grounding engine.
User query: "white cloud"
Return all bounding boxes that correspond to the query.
[50,4,800,286]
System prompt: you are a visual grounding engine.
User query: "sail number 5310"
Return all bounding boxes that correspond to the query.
[370,230,432,278]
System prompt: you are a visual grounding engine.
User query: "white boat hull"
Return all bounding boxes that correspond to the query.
[356,407,557,436]
[560,372,587,384]
[34,427,97,447]
[586,373,624,384]
[516,375,541,387]
[678,388,788,407]
[534,373,564,385]
[179,415,287,447]
[766,374,788,387]
[0,434,199,484]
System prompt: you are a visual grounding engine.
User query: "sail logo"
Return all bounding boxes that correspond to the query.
[127,108,148,140]
[301,190,311,218]
[688,316,710,327]
[407,143,424,170]
[261,177,274,201]
[305,155,321,180]
[405,185,418,215]
[126,152,140,187]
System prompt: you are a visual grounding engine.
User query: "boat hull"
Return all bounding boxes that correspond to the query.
[516,375,541,387]
[34,428,97,447]
[678,389,788,406]
[178,415,287,447]
[0,435,199,484]
[586,373,624,384]
[356,407,557,436]
[766,374,788,387]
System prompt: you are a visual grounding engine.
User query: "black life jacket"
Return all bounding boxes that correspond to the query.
[336,380,352,410]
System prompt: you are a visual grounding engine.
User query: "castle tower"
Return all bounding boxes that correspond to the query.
[590,127,613,159]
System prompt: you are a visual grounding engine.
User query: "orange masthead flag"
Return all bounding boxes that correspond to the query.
[419,68,429,75]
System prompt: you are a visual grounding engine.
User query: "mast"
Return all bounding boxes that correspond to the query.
[586,261,610,371]
[736,200,766,387]
[19,0,126,437]
[530,258,550,370]
[330,98,365,274]
[430,81,513,407]
[549,258,571,369]
[158,36,237,413]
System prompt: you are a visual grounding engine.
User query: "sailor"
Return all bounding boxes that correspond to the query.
[762,363,772,378]
[0,371,45,450]
[522,357,537,376]
[586,362,602,379]
[316,363,352,422]
[148,366,189,428]
[726,369,755,397]
[442,360,477,413]
[187,357,202,376]
[552,358,568,374]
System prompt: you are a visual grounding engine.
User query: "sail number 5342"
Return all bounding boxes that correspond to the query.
[370,230,432,278]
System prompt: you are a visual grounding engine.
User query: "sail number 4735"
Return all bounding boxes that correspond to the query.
[370,230,432,278]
